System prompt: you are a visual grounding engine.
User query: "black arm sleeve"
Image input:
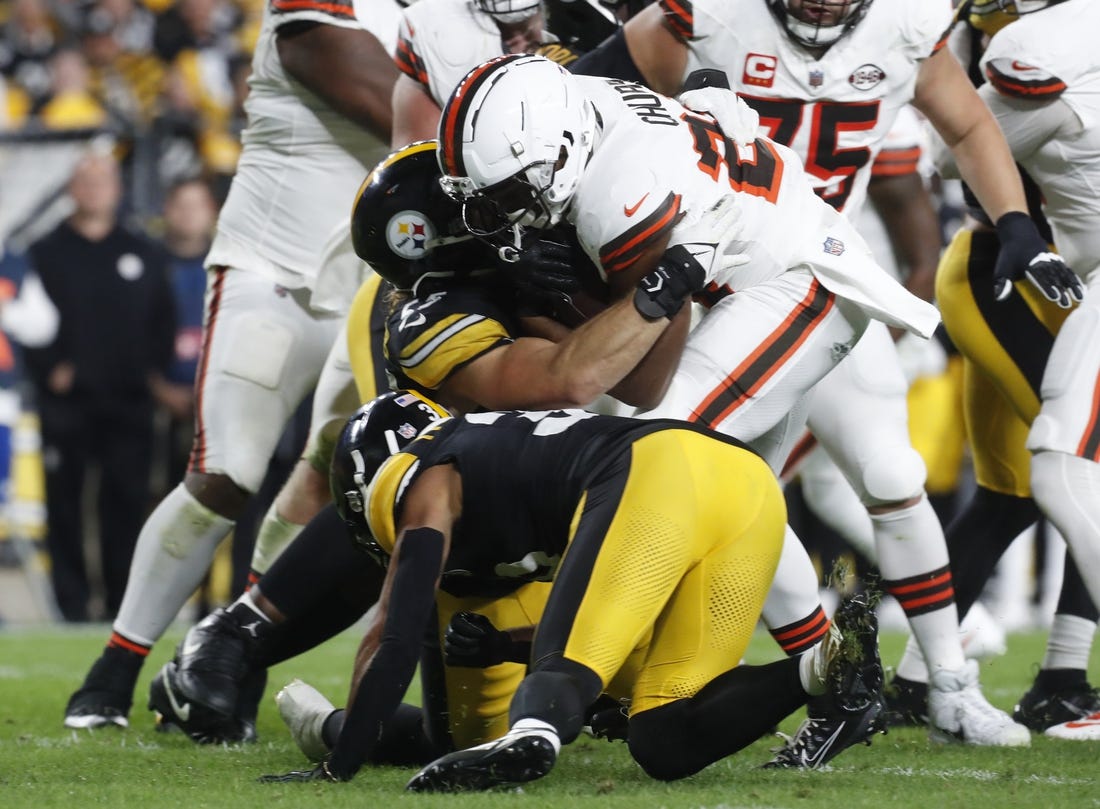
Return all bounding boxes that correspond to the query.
[326,527,445,780]
[569,28,647,84]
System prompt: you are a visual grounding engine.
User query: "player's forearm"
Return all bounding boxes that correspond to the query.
[948,112,1028,223]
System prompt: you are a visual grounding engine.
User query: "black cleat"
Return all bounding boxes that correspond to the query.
[149,660,253,744]
[171,609,254,717]
[763,594,887,770]
[406,729,558,792]
[63,647,143,729]
[1013,680,1100,732]
[884,676,929,728]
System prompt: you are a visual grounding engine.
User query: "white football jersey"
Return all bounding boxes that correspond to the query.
[206,0,401,302]
[396,0,511,106]
[980,0,1100,277]
[569,75,938,337]
[662,0,952,217]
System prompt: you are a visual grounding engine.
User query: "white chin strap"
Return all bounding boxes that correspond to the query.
[787,14,846,46]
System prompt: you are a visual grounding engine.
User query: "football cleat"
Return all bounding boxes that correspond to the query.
[883,677,929,728]
[276,679,336,761]
[927,660,1030,747]
[1044,710,1100,741]
[149,660,254,744]
[63,648,142,729]
[1013,680,1100,732]
[406,724,559,792]
[763,594,887,770]
[171,608,254,717]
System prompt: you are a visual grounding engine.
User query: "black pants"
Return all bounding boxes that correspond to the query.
[38,394,154,622]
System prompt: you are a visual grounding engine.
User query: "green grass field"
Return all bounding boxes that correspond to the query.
[1,625,1098,808]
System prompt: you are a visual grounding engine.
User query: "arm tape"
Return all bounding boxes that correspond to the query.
[569,28,646,84]
[327,527,444,779]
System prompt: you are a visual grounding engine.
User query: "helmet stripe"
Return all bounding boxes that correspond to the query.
[439,54,529,177]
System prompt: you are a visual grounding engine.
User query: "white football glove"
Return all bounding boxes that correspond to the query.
[894,331,947,385]
[678,86,762,145]
[674,194,751,279]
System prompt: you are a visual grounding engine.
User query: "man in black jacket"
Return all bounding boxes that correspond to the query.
[25,150,175,623]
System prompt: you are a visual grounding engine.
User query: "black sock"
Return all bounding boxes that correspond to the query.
[628,657,805,781]
[946,487,1040,617]
[1056,555,1100,622]
[1035,668,1090,693]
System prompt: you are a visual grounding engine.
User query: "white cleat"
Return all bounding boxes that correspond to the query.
[1044,711,1100,741]
[928,660,1030,747]
[275,678,336,761]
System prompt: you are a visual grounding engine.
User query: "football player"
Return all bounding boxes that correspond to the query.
[63,0,403,732]
[261,392,883,786]
[435,52,950,758]
[890,0,1100,739]
[145,139,741,746]
[566,0,1079,750]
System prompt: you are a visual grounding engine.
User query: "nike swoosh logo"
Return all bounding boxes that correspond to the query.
[162,674,191,722]
[1011,60,1037,71]
[624,193,649,217]
[800,721,845,768]
[182,639,202,656]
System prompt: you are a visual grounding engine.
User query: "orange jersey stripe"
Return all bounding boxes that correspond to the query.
[1076,369,1100,461]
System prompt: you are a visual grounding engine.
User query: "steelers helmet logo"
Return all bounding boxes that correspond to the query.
[386,210,436,260]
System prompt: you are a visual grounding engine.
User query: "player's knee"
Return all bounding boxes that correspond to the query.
[627,703,698,781]
[184,471,250,519]
[860,446,927,507]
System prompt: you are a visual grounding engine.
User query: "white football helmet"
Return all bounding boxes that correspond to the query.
[475,0,541,23]
[437,54,598,234]
[767,0,871,49]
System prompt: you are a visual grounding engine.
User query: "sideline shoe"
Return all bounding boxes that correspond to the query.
[1044,711,1100,741]
[927,660,1030,747]
[63,649,142,729]
[277,679,336,761]
[763,594,887,769]
[406,724,559,792]
[1013,681,1100,732]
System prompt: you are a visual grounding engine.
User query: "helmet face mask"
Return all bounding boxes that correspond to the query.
[475,0,541,23]
[768,0,871,49]
[331,391,451,563]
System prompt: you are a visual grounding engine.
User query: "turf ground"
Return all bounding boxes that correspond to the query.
[1,624,1097,808]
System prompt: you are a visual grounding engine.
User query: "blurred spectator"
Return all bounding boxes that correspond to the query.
[0,0,62,108]
[36,47,108,130]
[152,175,214,485]
[23,149,175,622]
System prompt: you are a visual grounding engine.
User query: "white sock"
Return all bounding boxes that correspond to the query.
[761,525,824,634]
[799,649,827,696]
[1042,613,1097,671]
[873,496,966,674]
[112,483,234,646]
[249,502,305,576]
[510,718,562,754]
[894,634,929,683]
[1031,450,1100,610]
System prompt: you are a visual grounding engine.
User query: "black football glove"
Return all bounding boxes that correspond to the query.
[258,759,342,783]
[993,211,1083,309]
[497,233,583,319]
[444,611,516,668]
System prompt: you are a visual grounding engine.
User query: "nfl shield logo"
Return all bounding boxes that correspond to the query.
[823,237,845,256]
[809,69,824,87]
[397,422,418,440]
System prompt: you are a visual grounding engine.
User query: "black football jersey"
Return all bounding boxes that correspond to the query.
[384,279,522,395]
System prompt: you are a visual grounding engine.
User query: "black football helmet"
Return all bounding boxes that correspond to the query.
[351,140,491,291]
[766,0,872,49]
[330,390,451,562]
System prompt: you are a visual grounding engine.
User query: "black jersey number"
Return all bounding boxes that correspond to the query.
[683,112,784,203]
[738,96,880,212]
